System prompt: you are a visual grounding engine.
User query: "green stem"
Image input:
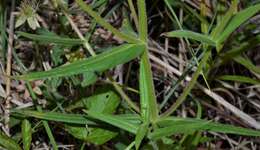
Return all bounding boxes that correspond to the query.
[26,83,58,150]
[162,50,211,117]
[76,0,140,43]
[127,0,139,28]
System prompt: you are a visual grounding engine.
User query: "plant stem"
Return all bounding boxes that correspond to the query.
[4,0,15,135]
[76,0,140,43]
[162,50,211,117]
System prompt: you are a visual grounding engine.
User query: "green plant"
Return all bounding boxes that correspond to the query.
[1,0,260,149]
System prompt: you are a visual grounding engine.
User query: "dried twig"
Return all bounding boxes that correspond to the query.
[4,0,15,135]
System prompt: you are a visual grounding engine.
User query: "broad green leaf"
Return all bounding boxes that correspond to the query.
[149,117,260,139]
[22,119,32,150]
[164,30,216,46]
[217,3,260,44]
[135,123,148,150]
[218,75,260,85]
[65,125,118,145]
[66,91,120,113]
[65,91,120,145]
[12,110,96,125]
[17,31,84,46]
[140,50,158,122]
[86,111,140,134]
[0,131,22,150]
[234,56,260,74]
[87,91,120,113]
[17,44,145,81]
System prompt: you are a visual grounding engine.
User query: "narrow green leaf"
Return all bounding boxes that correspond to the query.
[76,0,139,43]
[150,121,209,140]
[162,51,211,116]
[217,3,260,43]
[211,0,238,40]
[164,30,216,46]
[135,123,148,150]
[22,119,32,150]
[140,50,158,122]
[12,110,96,125]
[86,111,139,134]
[218,75,260,85]
[137,0,148,42]
[0,131,22,150]
[17,44,145,81]
[150,117,260,139]
[220,35,260,61]
[17,31,84,45]
[234,56,260,74]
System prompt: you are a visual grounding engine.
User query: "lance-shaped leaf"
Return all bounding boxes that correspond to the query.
[149,117,260,139]
[234,56,260,74]
[137,0,158,123]
[17,44,145,81]
[164,30,216,46]
[17,31,84,46]
[217,3,260,44]
[86,111,140,134]
[218,75,260,85]
[22,119,32,150]
[12,110,96,125]
[139,50,158,122]
[0,131,22,150]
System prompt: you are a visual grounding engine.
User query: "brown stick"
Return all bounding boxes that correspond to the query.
[5,0,15,135]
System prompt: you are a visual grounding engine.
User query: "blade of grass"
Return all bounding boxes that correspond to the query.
[86,111,139,134]
[135,123,148,149]
[234,56,260,74]
[162,50,211,116]
[76,0,139,43]
[25,84,58,150]
[164,30,216,46]
[17,31,84,46]
[127,0,139,27]
[210,0,238,40]
[164,0,211,90]
[10,44,58,149]
[218,75,260,85]
[16,44,145,81]
[22,119,32,150]
[150,117,260,139]
[0,131,22,150]
[138,0,158,123]
[217,3,260,44]
[12,110,96,125]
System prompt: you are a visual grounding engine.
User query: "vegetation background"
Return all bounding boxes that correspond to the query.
[0,0,260,149]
